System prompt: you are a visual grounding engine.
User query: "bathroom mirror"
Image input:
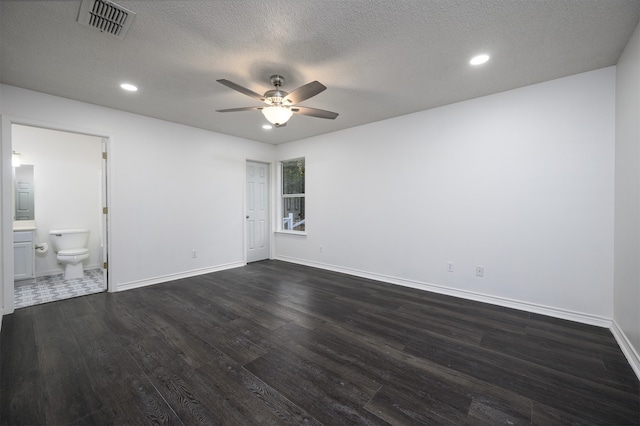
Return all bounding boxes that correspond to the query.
[14,164,35,220]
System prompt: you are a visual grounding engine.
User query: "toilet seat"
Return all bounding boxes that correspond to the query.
[58,248,89,256]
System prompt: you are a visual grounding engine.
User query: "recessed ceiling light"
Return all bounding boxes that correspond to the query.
[262,124,273,130]
[469,54,490,66]
[120,83,138,91]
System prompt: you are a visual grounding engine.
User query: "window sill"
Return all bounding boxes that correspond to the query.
[275,230,307,236]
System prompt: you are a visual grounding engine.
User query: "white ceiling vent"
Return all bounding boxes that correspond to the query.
[77,0,136,40]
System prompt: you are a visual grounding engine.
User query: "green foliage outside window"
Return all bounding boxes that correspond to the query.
[282,159,305,195]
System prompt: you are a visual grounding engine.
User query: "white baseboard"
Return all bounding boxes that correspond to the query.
[37,263,101,278]
[611,321,640,379]
[275,256,612,328]
[37,268,64,277]
[116,261,245,292]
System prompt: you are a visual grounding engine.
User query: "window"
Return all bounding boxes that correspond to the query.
[281,158,305,232]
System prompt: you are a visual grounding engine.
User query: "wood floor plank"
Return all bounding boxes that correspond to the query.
[244,346,388,425]
[281,319,534,424]
[192,356,323,425]
[0,311,47,426]
[398,298,529,336]
[207,291,290,331]
[30,303,105,425]
[127,330,320,425]
[353,306,483,348]
[181,313,269,365]
[125,335,227,425]
[271,324,385,398]
[341,309,411,350]
[464,394,532,426]
[480,328,638,393]
[364,383,471,425]
[1,260,638,425]
[530,399,608,426]
[525,319,624,356]
[86,293,163,346]
[404,327,639,424]
[80,343,182,425]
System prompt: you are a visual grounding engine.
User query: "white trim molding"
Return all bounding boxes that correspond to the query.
[117,262,245,292]
[611,321,640,379]
[275,255,613,328]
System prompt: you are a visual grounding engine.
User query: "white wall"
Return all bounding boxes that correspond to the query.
[0,68,619,328]
[13,125,103,275]
[1,85,274,314]
[614,21,640,374]
[276,67,616,324]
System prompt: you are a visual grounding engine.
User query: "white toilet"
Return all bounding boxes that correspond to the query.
[49,229,90,280]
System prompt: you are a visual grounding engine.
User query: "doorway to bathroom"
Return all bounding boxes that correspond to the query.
[11,123,109,309]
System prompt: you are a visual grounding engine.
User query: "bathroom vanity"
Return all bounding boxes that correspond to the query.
[13,221,36,281]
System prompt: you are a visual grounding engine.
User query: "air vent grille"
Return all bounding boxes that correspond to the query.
[77,0,136,40]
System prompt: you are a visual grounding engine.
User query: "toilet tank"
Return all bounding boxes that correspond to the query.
[49,229,90,251]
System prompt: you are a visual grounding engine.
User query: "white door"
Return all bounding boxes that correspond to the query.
[246,161,270,262]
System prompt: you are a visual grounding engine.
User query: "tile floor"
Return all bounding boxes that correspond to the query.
[14,268,105,309]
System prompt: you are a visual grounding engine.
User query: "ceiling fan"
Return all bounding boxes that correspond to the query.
[216,75,339,127]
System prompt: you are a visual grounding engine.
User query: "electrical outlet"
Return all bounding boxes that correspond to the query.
[475,266,484,277]
[447,262,454,272]
[319,245,324,253]
[192,250,197,258]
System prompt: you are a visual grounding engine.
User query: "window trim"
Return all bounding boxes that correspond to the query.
[279,157,306,234]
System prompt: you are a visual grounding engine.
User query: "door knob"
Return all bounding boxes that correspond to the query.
[246,215,250,219]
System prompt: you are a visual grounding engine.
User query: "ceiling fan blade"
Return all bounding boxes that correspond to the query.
[291,106,338,120]
[216,79,265,101]
[283,81,326,104]
[216,106,263,112]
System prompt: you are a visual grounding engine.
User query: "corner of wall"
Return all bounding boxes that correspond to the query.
[613,19,640,380]
[611,320,640,379]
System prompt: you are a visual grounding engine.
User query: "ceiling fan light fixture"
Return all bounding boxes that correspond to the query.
[262,105,292,126]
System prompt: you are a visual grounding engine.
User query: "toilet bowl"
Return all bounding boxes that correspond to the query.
[49,229,90,280]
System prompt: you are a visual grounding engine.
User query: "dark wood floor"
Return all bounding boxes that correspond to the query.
[1,260,638,425]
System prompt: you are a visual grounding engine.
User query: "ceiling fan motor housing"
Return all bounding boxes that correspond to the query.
[264,89,288,105]
[265,75,288,105]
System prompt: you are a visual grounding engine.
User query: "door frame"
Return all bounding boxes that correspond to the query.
[244,159,274,263]
[1,115,113,315]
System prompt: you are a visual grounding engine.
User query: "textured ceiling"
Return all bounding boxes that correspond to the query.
[1,0,638,144]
